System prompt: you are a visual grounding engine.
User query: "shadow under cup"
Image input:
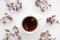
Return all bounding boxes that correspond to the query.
[22,16,38,33]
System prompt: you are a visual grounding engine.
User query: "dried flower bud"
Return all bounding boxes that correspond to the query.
[19,3,22,9]
[18,36,22,40]
[2,21,6,24]
[6,4,11,7]
[5,29,10,32]
[15,31,19,36]
[15,5,19,11]
[5,13,8,15]
[6,15,13,21]
[35,1,39,7]
[13,26,18,30]
[6,33,9,40]
[9,33,15,37]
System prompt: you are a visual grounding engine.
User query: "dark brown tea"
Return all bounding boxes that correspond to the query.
[22,16,38,32]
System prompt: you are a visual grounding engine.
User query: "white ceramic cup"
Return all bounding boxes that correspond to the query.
[21,15,38,34]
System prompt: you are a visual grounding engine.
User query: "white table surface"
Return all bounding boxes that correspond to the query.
[0,0,60,40]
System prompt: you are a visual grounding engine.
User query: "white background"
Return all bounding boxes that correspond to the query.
[0,0,60,40]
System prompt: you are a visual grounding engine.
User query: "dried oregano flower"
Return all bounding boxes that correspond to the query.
[39,30,56,40]
[46,15,60,24]
[3,26,22,40]
[5,0,22,11]
[35,0,51,12]
[0,13,13,24]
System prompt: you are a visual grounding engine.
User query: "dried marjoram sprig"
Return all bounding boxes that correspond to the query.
[5,0,22,11]
[35,0,51,12]
[46,15,60,24]
[0,13,13,24]
[3,26,22,40]
[39,30,56,40]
